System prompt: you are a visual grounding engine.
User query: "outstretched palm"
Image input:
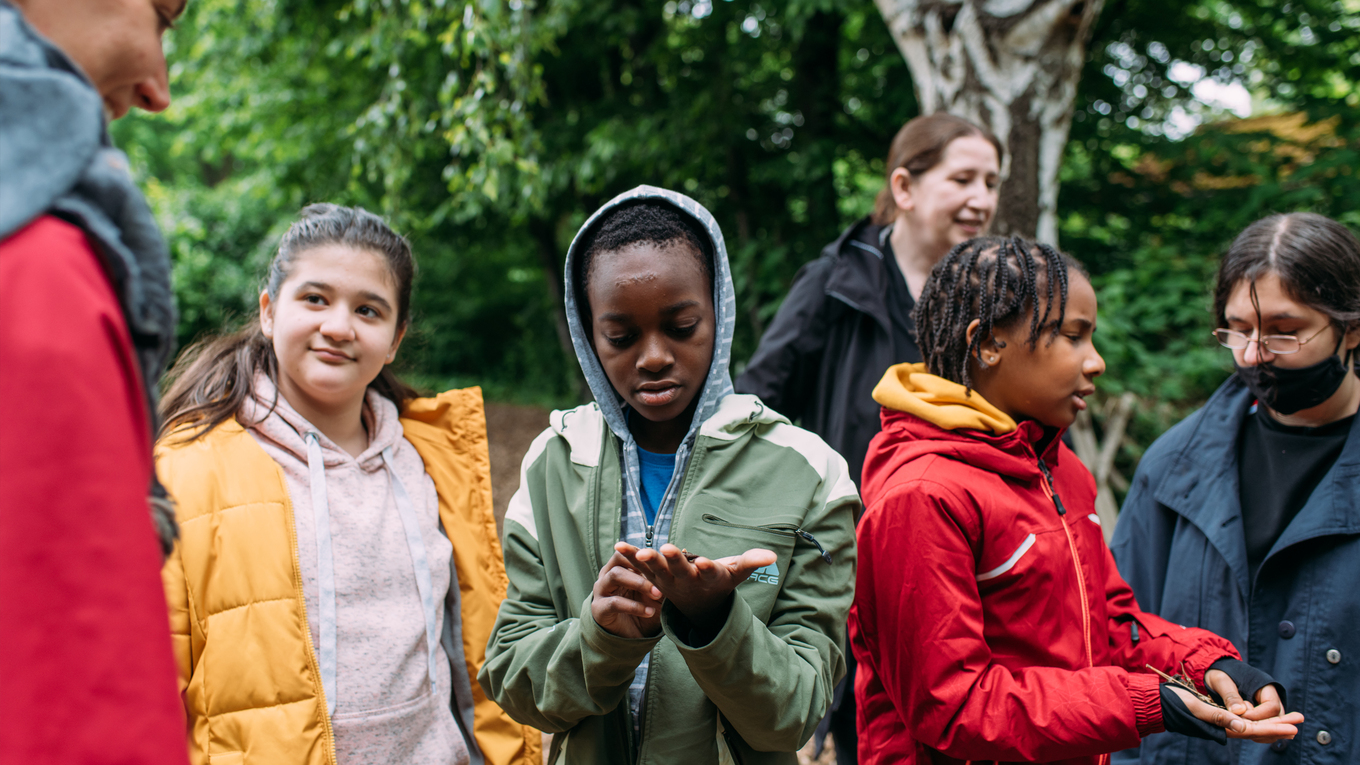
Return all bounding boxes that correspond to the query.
[615,542,776,637]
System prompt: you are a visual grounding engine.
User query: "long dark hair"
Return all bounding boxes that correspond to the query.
[160,204,420,440]
[914,236,1083,391]
[871,113,1004,226]
[1214,213,1360,335]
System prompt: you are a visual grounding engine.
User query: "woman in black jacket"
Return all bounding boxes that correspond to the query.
[735,113,1000,764]
[737,113,1001,490]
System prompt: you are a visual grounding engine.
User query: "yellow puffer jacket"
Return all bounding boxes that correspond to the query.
[158,388,540,765]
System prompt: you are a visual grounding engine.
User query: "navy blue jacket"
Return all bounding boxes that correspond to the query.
[1112,375,1359,765]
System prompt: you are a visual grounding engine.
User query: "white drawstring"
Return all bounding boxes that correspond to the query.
[303,434,442,719]
[304,432,339,717]
[383,446,442,698]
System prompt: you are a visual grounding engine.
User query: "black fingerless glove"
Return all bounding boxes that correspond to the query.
[1159,684,1227,745]
[1207,657,1287,711]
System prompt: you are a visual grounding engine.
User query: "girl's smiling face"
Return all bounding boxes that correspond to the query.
[260,245,406,417]
[969,270,1106,429]
[586,241,715,453]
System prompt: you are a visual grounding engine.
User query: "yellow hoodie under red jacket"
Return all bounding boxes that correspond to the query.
[157,388,540,765]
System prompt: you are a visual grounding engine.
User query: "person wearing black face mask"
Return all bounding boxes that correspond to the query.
[1111,212,1360,765]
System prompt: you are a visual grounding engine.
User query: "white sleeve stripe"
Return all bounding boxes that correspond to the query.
[977,534,1036,581]
[503,429,555,542]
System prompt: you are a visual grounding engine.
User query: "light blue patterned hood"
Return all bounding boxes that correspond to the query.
[562,185,737,546]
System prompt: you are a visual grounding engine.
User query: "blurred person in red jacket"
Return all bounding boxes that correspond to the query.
[850,236,1304,765]
[0,0,189,762]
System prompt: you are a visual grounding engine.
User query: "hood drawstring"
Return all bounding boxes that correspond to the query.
[303,432,441,718]
[381,445,443,702]
[304,432,339,717]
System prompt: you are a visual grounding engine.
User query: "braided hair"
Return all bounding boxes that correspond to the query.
[913,236,1086,391]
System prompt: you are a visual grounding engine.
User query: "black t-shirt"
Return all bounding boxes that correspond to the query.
[1237,406,1354,578]
[880,238,920,363]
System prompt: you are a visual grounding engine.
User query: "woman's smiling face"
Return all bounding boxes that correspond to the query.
[586,240,715,448]
[894,135,1001,251]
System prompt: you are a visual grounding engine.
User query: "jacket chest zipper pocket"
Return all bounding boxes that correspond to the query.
[700,514,832,564]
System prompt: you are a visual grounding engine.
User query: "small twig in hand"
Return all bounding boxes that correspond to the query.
[1146,663,1226,710]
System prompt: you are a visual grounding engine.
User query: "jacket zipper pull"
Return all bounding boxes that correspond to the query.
[645,523,655,548]
[1037,459,1068,516]
[797,529,833,564]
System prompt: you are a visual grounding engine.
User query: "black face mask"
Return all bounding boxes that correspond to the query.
[1235,339,1353,415]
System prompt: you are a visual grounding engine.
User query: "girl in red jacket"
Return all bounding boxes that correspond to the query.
[849,237,1303,764]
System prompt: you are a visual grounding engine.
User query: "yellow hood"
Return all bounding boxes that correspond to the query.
[872,363,1017,434]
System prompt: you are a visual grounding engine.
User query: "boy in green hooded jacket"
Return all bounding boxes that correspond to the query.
[478,186,859,764]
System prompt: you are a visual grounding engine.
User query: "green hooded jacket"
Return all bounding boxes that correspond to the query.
[478,186,859,764]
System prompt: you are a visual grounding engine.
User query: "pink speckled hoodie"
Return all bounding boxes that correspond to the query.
[242,376,469,765]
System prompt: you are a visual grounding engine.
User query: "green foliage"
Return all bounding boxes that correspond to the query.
[116,0,1359,436]
[114,0,914,404]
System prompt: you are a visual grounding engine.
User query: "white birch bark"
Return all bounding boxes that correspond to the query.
[874,0,1104,243]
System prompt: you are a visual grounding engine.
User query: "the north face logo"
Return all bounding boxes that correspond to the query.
[748,563,779,586]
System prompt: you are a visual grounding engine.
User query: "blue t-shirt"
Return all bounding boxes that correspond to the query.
[636,446,677,526]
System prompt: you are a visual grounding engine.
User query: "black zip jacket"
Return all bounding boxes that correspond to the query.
[736,218,919,487]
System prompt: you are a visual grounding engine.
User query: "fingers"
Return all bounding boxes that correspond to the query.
[1176,686,1304,744]
[1205,668,1250,716]
[717,548,778,579]
[594,594,656,618]
[1244,683,1284,720]
[1227,712,1303,743]
[597,551,661,601]
[1174,686,1247,733]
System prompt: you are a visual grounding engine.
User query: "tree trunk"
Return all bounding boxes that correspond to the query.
[873,0,1103,243]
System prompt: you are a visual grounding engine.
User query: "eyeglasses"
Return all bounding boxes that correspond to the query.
[1212,325,1330,355]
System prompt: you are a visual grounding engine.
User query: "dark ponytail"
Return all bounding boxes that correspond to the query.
[160,204,420,440]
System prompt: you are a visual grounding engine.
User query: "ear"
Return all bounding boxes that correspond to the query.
[259,291,275,339]
[386,323,407,365]
[889,167,915,213]
[964,318,1003,368]
[1344,321,1360,355]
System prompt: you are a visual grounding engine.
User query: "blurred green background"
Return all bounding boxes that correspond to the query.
[114,0,1360,487]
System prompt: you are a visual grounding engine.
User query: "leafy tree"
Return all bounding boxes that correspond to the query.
[114,0,1360,459]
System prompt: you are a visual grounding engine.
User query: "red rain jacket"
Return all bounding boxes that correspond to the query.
[0,217,187,764]
[850,368,1239,765]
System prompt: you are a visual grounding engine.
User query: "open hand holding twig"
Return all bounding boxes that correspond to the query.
[1156,665,1302,744]
[615,542,776,638]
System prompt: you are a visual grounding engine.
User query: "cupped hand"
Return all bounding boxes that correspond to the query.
[1204,668,1285,720]
[615,542,776,636]
[1169,686,1303,744]
[590,551,663,639]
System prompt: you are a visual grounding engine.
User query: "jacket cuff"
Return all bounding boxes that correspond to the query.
[662,590,754,660]
[1185,647,1240,690]
[578,593,663,669]
[1129,671,1166,737]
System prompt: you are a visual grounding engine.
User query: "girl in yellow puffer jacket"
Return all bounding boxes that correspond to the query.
[155,204,539,765]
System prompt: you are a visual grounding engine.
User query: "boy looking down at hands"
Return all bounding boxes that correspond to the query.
[479,186,859,765]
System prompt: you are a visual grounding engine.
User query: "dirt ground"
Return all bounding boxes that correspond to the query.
[486,402,839,764]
